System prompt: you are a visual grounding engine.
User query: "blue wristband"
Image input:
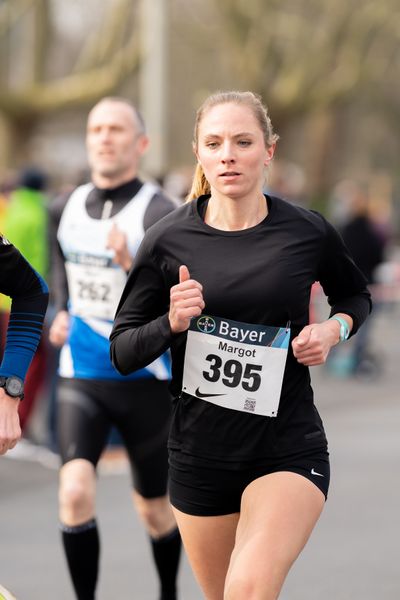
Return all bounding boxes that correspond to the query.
[329,315,350,342]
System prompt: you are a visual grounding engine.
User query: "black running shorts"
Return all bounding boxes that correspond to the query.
[169,448,330,516]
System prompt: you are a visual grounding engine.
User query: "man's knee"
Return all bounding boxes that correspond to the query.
[132,492,176,537]
[59,459,96,524]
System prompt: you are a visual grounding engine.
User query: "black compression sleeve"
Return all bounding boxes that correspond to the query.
[48,194,70,311]
[143,192,178,231]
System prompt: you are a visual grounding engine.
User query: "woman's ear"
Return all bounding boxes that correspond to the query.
[264,143,276,166]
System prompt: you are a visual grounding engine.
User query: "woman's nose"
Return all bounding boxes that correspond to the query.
[221,143,235,163]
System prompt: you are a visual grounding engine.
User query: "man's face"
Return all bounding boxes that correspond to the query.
[86,100,147,185]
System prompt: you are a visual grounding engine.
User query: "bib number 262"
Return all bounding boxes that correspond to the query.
[203,354,262,392]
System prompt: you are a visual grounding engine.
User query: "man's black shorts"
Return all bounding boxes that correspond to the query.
[57,377,172,498]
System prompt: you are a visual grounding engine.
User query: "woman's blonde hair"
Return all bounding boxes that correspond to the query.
[186,91,279,202]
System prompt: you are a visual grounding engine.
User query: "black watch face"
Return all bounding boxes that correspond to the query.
[7,377,23,396]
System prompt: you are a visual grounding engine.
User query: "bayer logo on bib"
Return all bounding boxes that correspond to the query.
[196,315,216,334]
[182,315,290,417]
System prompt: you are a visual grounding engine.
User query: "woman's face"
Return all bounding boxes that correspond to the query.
[196,102,275,201]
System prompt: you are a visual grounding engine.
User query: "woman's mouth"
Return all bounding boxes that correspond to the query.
[220,171,240,177]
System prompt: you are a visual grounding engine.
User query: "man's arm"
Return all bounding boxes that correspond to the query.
[47,193,71,348]
[47,193,70,312]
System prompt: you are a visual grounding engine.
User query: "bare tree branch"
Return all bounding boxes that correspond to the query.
[0,0,141,116]
[213,0,400,117]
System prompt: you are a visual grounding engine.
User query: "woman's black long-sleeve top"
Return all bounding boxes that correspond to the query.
[110,195,371,466]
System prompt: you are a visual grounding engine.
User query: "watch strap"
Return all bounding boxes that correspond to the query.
[329,315,350,342]
[0,375,24,400]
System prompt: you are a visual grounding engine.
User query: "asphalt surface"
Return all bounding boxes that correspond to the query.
[0,304,399,600]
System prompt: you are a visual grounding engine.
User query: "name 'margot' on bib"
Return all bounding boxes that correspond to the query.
[182,315,290,417]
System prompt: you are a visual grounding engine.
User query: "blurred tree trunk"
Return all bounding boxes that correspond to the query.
[0,114,12,171]
[302,109,336,198]
[139,0,168,178]
[0,0,141,172]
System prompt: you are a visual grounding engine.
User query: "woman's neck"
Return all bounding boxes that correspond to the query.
[204,193,268,231]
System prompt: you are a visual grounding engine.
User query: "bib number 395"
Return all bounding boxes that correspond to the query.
[203,353,262,392]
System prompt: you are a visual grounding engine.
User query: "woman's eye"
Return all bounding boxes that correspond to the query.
[206,142,218,149]
[238,140,251,147]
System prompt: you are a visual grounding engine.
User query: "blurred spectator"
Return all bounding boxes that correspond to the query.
[329,181,387,375]
[162,166,194,203]
[341,185,386,284]
[0,172,17,253]
[0,194,7,230]
[266,159,307,205]
[1,166,49,433]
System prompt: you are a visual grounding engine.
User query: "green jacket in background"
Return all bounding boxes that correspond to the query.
[1,187,48,310]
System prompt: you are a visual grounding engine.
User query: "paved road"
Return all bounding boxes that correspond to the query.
[1,305,399,599]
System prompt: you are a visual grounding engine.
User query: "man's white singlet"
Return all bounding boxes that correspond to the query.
[57,183,171,381]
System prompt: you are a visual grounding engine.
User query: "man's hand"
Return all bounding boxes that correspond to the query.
[0,390,21,454]
[106,223,133,272]
[49,310,70,348]
[169,266,205,334]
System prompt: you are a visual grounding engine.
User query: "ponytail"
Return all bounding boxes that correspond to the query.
[186,163,211,202]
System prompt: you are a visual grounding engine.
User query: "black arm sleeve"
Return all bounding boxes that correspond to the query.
[317,218,372,334]
[110,241,174,375]
[48,193,70,311]
[143,192,178,231]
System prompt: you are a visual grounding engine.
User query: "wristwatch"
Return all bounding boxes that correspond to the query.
[0,375,24,399]
[329,315,350,342]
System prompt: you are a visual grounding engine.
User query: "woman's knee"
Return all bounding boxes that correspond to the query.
[224,568,283,600]
[224,540,290,600]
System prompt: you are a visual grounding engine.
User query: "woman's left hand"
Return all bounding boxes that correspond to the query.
[292,320,342,366]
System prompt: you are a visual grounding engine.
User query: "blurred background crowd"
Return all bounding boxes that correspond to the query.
[0,0,399,458]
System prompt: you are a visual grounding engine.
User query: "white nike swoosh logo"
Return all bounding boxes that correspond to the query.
[311,468,324,477]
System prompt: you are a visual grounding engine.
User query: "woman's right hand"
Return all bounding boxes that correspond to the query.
[169,265,205,333]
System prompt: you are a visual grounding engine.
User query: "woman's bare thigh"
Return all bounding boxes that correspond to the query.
[225,471,325,600]
[172,506,239,600]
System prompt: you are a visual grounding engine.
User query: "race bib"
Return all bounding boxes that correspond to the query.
[182,315,290,417]
[66,258,126,321]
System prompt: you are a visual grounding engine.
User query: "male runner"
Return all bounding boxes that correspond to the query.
[49,97,180,600]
